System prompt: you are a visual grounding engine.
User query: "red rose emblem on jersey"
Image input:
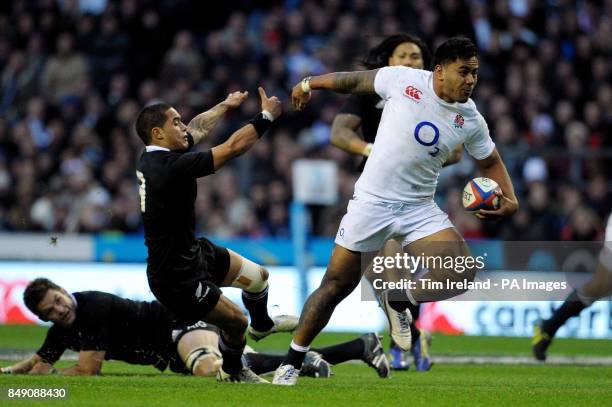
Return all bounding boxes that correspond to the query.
[404,85,422,102]
[454,114,464,128]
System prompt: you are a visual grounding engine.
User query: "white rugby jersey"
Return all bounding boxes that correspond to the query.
[354,66,495,203]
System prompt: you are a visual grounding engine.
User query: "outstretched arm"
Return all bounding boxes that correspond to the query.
[187,91,248,144]
[292,70,379,110]
[211,87,282,170]
[27,351,105,376]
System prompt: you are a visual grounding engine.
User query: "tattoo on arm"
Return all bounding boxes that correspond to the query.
[331,113,365,153]
[331,70,378,94]
[187,103,229,144]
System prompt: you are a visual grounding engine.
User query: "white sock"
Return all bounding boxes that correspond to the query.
[290,340,310,353]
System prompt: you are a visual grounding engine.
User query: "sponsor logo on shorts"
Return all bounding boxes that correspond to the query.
[339,228,345,237]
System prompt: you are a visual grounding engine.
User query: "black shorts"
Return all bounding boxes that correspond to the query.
[148,238,231,321]
[198,237,230,285]
[171,320,221,345]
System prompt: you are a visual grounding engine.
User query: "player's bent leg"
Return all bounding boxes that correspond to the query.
[203,295,267,382]
[220,249,268,290]
[363,239,404,300]
[204,295,248,343]
[223,250,298,341]
[577,262,612,304]
[176,329,222,376]
[534,262,612,361]
[273,245,362,385]
[363,240,418,366]
[294,245,363,346]
[406,227,475,302]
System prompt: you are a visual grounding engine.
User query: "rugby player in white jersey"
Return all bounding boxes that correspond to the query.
[273,37,518,385]
[331,33,463,371]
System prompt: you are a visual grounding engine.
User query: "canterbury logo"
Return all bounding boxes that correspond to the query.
[404,85,422,101]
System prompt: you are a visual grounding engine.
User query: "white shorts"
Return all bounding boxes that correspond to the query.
[599,213,612,271]
[334,197,455,252]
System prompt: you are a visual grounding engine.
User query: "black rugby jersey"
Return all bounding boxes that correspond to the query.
[136,135,215,283]
[37,291,176,370]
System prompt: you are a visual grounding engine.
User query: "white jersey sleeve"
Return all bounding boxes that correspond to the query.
[374,66,408,100]
[464,113,495,160]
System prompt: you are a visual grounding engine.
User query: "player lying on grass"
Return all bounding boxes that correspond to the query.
[533,212,612,361]
[0,279,390,379]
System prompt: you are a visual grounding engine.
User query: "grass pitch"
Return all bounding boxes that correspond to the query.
[1,325,610,406]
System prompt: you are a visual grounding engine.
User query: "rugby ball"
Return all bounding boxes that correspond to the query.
[462,177,500,211]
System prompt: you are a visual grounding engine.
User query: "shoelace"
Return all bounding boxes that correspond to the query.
[398,312,411,330]
[281,366,299,381]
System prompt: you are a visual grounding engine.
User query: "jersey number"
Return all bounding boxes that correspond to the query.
[136,171,146,213]
[414,121,440,157]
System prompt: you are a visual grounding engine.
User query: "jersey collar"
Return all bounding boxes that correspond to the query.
[145,145,170,152]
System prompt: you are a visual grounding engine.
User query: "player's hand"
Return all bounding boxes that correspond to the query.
[475,191,519,220]
[222,91,248,109]
[291,82,312,111]
[258,87,282,119]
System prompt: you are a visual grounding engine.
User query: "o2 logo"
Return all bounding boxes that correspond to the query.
[414,121,441,157]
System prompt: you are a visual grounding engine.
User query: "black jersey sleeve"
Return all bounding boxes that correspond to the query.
[36,326,68,364]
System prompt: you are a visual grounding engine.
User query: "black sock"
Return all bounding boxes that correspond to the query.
[312,338,365,365]
[388,289,419,313]
[242,286,274,332]
[218,335,245,375]
[542,290,588,337]
[410,323,420,346]
[284,346,307,369]
[243,353,284,375]
[411,303,421,320]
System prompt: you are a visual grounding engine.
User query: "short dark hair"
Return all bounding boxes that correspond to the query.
[433,37,478,67]
[135,102,172,145]
[23,278,61,317]
[362,33,431,70]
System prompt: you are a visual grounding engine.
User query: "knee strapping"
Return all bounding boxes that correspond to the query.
[185,346,222,374]
[231,257,268,292]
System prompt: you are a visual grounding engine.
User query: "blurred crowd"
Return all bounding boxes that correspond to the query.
[0,0,610,241]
